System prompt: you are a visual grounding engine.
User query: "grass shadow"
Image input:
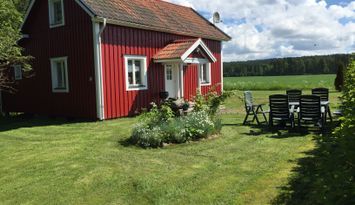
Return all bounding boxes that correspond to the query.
[0,114,92,132]
[271,121,355,204]
[239,120,339,138]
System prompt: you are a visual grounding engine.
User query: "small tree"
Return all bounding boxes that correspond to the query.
[0,0,31,92]
[334,63,345,91]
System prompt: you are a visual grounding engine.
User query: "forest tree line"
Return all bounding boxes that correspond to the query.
[223,54,351,77]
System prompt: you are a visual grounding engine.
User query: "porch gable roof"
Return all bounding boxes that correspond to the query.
[153,38,217,63]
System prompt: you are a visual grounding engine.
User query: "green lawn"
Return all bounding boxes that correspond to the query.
[0,90,341,204]
[224,74,336,91]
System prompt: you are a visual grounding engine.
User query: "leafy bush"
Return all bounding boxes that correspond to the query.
[129,88,230,148]
[335,55,355,136]
[183,110,215,140]
[130,123,165,148]
[139,103,174,126]
[193,88,232,116]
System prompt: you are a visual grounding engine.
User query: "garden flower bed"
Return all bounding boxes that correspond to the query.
[129,91,230,148]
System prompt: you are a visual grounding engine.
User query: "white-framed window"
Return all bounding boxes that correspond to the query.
[200,63,211,85]
[13,65,22,80]
[50,57,69,93]
[166,65,173,80]
[124,55,148,91]
[48,0,65,28]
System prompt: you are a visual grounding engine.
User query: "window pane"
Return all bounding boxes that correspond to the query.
[53,1,63,24]
[166,66,172,80]
[134,60,142,85]
[201,64,209,83]
[14,66,22,80]
[56,62,64,88]
[61,61,67,88]
[128,60,133,85]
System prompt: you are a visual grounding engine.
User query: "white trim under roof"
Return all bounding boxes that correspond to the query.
[21,0,95,31]
[154,39,217,64]
[181,38,217,63]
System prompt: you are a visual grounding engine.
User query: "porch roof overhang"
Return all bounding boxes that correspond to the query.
[153,38,217,64]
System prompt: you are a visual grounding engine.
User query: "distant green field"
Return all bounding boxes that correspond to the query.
[224,74,336,91]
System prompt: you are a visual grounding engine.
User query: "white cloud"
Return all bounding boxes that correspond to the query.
[166,0,355,61]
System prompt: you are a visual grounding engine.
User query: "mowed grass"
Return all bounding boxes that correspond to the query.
[0,90,341,204]
[224,74,336,91]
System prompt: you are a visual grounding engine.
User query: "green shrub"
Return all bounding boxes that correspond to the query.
[193,88,232,117]
[139,103,174,126]
[130,123,165,148]
[130,88,230,148]
[163,119,188,143]
[130,109,220,148]
[335,55,355,137]
[183,110,215,140]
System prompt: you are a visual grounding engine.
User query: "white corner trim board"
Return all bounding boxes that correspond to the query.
[92,18,106,120]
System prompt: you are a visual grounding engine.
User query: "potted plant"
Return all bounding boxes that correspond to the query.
[182,101,190,111]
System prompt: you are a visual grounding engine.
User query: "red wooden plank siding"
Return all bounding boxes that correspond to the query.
[2,0,97,119]
[101,25,222,118]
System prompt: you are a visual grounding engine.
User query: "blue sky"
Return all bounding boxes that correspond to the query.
[168,0,355,61]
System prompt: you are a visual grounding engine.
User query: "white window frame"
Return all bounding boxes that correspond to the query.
[124,55,148,91]
[13,65,22,80]
[200,63,211,86]
[48,0,65,28]
[50,57,69,93]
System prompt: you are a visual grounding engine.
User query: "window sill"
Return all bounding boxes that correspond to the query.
[52,88,69,93]
[127,85,148,91]
[201,82,211,86]
[49,23,65,28]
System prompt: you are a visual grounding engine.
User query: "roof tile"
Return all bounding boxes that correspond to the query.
[81,0,231,41]
[153,39,197,60]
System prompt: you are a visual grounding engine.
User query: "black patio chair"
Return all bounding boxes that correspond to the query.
[298,95,325,131]
[312,88,332,122]
[269,94,295,128]
[286,89,302,106]
[243,91,268,125]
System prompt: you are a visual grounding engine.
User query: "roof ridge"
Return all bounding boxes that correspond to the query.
[174,38,199,43]
[155,0,193,10]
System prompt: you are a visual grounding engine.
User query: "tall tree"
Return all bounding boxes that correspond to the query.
[0,0,31,92]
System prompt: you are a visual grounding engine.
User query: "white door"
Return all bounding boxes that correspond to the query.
[165,64,179,98]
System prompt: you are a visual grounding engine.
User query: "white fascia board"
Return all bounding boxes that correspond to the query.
[21,0,96,31]
[181,38,217,63]
[154,59,183,63]
[20,0,36,30]
[184,58,209,64]
[75,0,95,17]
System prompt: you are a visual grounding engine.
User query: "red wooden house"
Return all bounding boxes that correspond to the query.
[1,0,231,120]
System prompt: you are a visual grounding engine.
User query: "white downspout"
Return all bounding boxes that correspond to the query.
[92,17,106,120]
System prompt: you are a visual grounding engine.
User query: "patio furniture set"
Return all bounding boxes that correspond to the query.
[243,88,332,130]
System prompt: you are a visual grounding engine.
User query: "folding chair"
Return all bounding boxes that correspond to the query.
[312,88,332,122]
[269,94,295,128]
[243,91,268,125]
[298,95,325,131]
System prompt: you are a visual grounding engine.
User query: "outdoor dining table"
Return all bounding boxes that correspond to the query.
[289,101,330,121]
[289,101,330,107]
